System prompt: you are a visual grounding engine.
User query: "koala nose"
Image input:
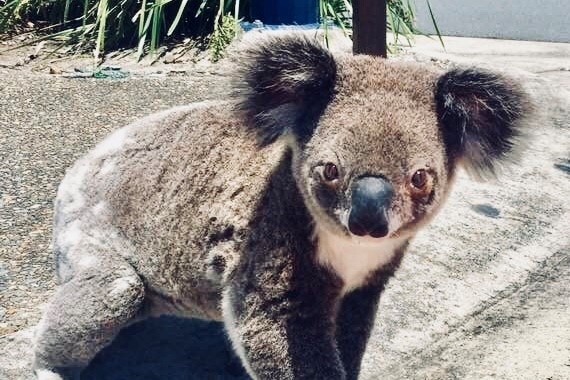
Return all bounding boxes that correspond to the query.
[348,176,393,238]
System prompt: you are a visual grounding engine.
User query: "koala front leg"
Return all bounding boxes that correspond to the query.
[33,259,145,380]
[335,285,384,380]
[222,280,346,380]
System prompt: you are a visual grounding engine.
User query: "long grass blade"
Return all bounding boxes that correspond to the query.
[326,3,348,36]
[94,0,109,59]
[136,6,154,61]
[214,0,224,26]
[195,0,208,18]
[426,0,445,49]
[234,0,240,23]
[138,0,147,40]
[63,0,72,24]
[387,5,399,45]
[167,0,189,36]
[136,32,147,61]
[81,0,90,30]
[319,0,330,48]
[150,0,162,54]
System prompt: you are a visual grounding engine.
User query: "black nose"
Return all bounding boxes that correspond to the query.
[348,176,393,238]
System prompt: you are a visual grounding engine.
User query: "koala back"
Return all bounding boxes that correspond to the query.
[53,100,295,318]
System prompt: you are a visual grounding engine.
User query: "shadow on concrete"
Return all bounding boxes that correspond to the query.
[82,317,249,380]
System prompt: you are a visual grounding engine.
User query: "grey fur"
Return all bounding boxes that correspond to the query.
[33,34,532,380]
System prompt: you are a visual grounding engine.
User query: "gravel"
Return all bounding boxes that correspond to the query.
[0,68,230,337]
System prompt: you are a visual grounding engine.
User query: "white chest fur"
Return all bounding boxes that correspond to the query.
[315,227,405,293]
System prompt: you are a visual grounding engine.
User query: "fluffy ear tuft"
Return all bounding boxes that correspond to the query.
[436,68,531,180]
[234,34,337,145]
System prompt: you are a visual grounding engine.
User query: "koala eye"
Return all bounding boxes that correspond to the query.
[411,169,428,189]
[323,163,340,182]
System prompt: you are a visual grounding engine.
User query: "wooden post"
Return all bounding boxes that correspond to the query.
[353,0,387,57]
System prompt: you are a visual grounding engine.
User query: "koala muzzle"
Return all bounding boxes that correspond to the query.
[348,176,393,238]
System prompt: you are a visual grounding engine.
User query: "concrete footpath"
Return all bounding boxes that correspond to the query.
[0,35,569,379]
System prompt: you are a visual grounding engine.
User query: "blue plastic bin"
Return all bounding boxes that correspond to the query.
[251,0,319,25]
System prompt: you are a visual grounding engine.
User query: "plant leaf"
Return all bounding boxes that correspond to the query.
[426,0,446,50]
[167,0,190,36]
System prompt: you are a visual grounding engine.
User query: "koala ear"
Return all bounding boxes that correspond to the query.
[235,34,337,145]
[435,68,530,179]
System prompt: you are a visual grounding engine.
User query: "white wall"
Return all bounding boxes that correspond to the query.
[413,0,570,43]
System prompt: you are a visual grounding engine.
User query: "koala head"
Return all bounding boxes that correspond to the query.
[237,34,530,241]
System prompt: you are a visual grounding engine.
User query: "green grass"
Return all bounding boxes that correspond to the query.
[0,0,442,60]
[386,0,444,52]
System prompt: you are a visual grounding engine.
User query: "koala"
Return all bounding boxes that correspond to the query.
[33,34,530,380]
